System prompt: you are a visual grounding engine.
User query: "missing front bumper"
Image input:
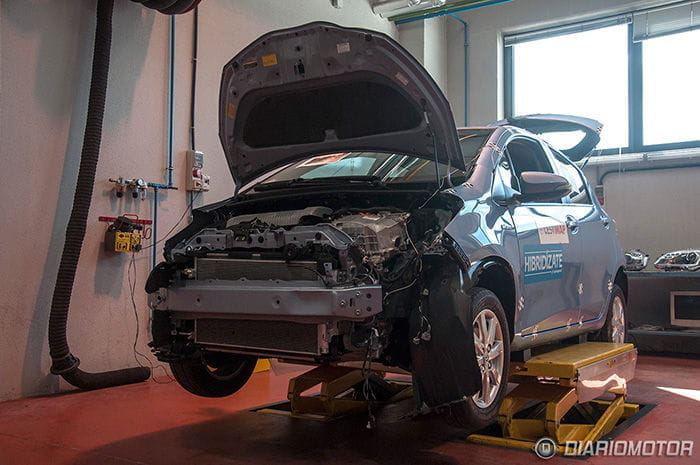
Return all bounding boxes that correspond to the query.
[195,318,325,356]
[149,279,383,322]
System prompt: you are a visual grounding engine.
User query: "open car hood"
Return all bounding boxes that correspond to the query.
[494,114,603,161]
[219,22,463,189]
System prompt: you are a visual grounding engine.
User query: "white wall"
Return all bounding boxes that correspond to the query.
[398,20,424,62]
[422,15,447,91]
[0,0,395,402]
[398,16,447,91]
[597,167,700,260]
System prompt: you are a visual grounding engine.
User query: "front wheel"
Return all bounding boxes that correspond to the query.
[170,351,257,398]
[447,288,510,430]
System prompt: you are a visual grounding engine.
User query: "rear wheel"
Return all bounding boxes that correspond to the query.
[594,285,627,343]
[170,351,257,398]
[447,288,510,429]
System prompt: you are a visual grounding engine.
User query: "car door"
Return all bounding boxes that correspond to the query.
[547,146,612,324]
[498,136,582,334]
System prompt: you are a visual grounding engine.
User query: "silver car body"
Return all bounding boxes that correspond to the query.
[147,22,626,407]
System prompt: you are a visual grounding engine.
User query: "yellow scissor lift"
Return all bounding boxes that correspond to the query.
[255,342,641,456]
[468,342,640,455]
[255,364,414,421]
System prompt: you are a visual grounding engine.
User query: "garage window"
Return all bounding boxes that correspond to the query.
[642,29,700,145]
[504,1,700,155]
[508,24,628,151]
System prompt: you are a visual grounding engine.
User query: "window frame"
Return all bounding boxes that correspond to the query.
[504,20,700,155]
[492,150,520,195]
[494,135,569,205]
[504,135,555,177]
[546,145,594,205]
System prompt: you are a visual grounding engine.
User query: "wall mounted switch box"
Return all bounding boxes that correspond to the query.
[104,216,143,253]
[105,230,142,252]
[186,150,210,192]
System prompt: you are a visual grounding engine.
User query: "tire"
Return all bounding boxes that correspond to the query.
[170,351,257,398]
[594,284,627,343]
[447,287,511,430]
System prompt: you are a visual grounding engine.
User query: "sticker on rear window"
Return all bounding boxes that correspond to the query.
[524,244,564,284]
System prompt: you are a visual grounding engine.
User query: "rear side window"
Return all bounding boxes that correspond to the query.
[503,136,559,203]
[505,137,554,178]
[549,148,592,204]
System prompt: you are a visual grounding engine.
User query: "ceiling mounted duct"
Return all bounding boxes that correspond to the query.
[371,0,446,18]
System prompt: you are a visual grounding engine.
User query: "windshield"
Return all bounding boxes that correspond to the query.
[255,129,493,188]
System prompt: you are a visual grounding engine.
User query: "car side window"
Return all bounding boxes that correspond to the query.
[549,147,592,205]
[505,137,554,176]
[504,137,559,203]
[495,152,520,192]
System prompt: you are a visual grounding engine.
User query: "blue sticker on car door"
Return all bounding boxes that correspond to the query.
[523,244,564,284]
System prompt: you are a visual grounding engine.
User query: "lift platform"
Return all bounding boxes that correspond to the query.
[468,342,641,455]
[254,364,413,421]
[254,342,642,455]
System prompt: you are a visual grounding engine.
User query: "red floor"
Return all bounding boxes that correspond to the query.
[0,355,698,465]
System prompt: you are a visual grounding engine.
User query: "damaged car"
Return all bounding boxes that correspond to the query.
[146,22,627,428]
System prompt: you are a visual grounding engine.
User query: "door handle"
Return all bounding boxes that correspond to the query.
[565,215,579,231]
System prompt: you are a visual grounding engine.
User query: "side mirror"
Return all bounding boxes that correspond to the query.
[517,171,571,203]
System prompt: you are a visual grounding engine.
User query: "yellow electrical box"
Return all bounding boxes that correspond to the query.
[103,216,144,253]
[105,230,142,253]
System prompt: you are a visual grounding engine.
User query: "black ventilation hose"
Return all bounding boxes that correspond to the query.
[48,0,150,389]
[49,0,203,391]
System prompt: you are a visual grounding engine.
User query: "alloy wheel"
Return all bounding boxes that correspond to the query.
[472,308,505,408]
[611,296,626,343]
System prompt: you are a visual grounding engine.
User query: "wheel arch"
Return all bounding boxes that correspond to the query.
[614,267,628,301]
[468,257,517,340]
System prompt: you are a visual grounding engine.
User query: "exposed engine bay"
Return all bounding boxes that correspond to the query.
[148,192,464,374]
[169,206,422,287]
